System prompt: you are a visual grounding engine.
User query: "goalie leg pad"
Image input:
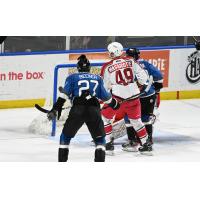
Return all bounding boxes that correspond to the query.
[111,119,127,140]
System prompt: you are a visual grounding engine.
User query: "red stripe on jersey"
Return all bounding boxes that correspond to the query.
[104,124,113,135]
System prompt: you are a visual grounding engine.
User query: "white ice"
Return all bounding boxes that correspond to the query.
[0,99,200,162]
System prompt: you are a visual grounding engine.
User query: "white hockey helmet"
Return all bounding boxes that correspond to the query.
[107,42,124,58]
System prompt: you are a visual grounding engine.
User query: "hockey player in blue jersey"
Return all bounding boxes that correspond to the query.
[47,55,119,162]
[122,48,163,151]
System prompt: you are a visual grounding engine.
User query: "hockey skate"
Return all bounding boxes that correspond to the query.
[138,141,153,156]
[105,140,114,156]
[122,140,139,152]
[94,148,105,162]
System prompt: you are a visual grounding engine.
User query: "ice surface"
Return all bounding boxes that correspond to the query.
[0,99,200,162]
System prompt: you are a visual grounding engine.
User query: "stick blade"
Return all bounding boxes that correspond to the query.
[35,104,49,113]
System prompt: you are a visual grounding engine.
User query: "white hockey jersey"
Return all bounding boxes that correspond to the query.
[100,56,148,99]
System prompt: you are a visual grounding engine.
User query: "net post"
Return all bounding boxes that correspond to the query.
[51,65,59,136]
[51,64,77,136]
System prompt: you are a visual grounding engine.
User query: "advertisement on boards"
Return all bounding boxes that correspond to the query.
[69,50,170,87]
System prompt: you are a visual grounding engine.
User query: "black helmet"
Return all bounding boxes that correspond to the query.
[77,54,91,72]
[126,48,140,61]
[195,41,200,51]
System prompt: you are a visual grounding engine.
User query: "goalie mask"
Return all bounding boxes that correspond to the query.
[126,48,140,61]
[107,42,123,58]
[77,54,91,72]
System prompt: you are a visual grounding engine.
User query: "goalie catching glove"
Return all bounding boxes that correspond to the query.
[47,97,66,120]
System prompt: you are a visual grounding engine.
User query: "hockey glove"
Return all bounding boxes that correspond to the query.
[47,109,57,121]
[47,97,66,120]
[108,98,120,110]
[153,82,163,93]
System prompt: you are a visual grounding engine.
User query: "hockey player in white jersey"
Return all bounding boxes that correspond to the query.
[100,42,152,155]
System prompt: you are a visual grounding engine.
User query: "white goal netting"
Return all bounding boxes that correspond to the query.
[28,63,103,136]
[28,100,128,139]
[28,62,131,139]
[28,99,71,135]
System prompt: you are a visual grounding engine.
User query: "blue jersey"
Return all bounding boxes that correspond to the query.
[138,59,163,97]
[63,72,111,102]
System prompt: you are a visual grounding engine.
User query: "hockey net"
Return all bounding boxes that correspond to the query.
[28,62,160,139]
[28,63,104,136]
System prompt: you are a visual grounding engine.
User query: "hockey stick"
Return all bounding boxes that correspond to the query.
[35,104,50,113]
[192,36,200,51]
[102,76,153,110]
[119,75,153,104]
[35,103,71,114]
[192,36,198,42]
[35,86,71,114]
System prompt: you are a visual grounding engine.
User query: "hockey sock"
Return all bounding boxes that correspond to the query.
[129,119,148,145]
[60,133,72,145]
[94,136,106,146]
[136,127,148,145]
[145,124,153,142]
[126,127,138,141]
